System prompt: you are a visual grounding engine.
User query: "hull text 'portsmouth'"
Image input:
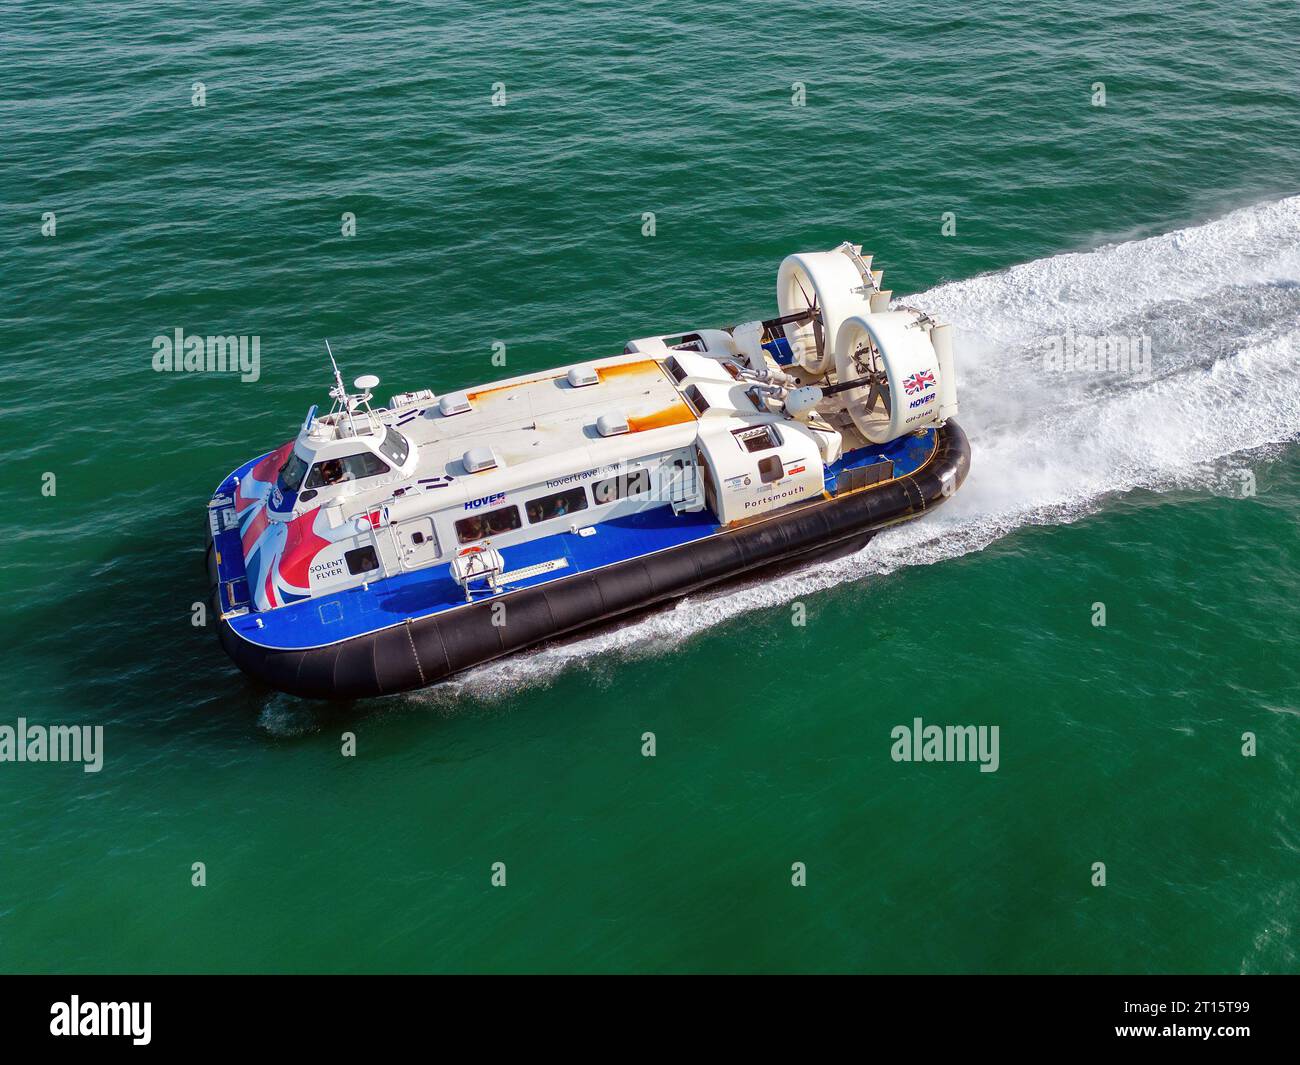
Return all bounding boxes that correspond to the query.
[205,243,971,698]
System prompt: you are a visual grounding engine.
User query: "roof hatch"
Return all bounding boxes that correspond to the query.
[439,392,472,417]
[567,365,599,388]
[596,412,630,437]
[463,446,500,473]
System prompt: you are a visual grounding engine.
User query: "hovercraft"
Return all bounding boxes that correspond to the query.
[205,243,970,699]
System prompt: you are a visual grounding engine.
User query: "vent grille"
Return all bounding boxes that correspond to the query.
[835,460,893,495]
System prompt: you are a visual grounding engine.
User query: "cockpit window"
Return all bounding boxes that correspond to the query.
[378,427,410,467]
[305,451,391,488]
[277,452,309,493]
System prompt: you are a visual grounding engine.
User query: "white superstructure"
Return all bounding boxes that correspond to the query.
[237,242,959,608]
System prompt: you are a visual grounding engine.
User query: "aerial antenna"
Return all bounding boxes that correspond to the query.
[325,339,346,399]
[325,339,359,436]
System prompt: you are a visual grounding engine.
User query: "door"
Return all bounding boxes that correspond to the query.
[695,447,719,518]
[394,516,440,569]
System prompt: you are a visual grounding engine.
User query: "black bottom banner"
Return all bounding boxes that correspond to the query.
[0,973,1290,1052]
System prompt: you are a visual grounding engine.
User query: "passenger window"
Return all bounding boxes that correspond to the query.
[345,546,380,575]
[592,469,652,504]
[526,486,588,524]
[455,505,522,544]
[758,456,784,484]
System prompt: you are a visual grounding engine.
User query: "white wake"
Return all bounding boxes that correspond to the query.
[412,196,1300,706]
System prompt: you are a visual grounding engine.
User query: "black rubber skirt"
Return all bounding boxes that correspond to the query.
[211,420,970,700]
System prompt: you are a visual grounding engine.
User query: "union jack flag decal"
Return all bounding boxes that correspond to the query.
[903,370,936,395]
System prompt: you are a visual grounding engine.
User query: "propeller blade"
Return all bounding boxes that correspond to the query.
[861,373,892,417]
[794,277,825,365]
[795,276,814,310]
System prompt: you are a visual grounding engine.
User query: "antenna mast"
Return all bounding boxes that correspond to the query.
[325,339,359,437]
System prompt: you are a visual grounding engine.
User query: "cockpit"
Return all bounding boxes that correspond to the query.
[272,425,413,512]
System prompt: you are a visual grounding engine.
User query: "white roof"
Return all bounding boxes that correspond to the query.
[398,354,700,501]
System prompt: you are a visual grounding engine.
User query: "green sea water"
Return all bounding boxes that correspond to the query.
[2,1,1298,973]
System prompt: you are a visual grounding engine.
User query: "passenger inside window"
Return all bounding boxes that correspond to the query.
[457,515,487,542]
[456,505,522,544]
[525,487,588,524]
[345,546,380,575]
[593,469,652,504]
[485,507,522,534]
